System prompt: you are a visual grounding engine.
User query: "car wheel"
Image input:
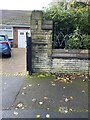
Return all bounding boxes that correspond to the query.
[8,53,11,58]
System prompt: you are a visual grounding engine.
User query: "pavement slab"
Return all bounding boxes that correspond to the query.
[1,76,25,110]
[2,74,88,119]
[2,108,88,118]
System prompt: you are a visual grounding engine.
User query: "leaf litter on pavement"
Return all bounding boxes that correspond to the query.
[16,102,24,109]
[13,73,88,117]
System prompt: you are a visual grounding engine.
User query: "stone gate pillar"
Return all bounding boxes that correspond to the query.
[30,10,42,31]
[30,10,52,73]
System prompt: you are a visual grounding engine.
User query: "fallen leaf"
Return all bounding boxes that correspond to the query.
[13,111,18,115]
[77,73,80,76]
[59,107,68,113]
[69,108,73,112]
[32,98,37,102]
[17,103,23,108]
[82,74,84,77]
[51,84,56,86]
[45,73,49,76]
[47,108,50,110]
[29,84,32,87]
[82,90,85,93]
[46,114,50,118]
[39,101,44,105]
[70,96,73,100]
[63,87,65,89]
[61,77,65,81]
[21,92,25,95]
[36,114,41,118]
[83,79,86,82]
[86,110,88,112]
[64,98,69,102]
[70,80,72,83]
[64,110,68,113]
[57,77,61,80]
[44,96,48,100]
[38,74,45,78]
[23,87,27,90]
[59,77,72,83]
[66,77,69,80]
[85,76,88,79]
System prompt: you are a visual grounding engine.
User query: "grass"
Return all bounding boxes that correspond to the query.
[25,72,54,80]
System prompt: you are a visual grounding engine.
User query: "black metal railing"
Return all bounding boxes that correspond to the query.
[52,21,89,49]
[52,21,71,49]
[52,31,70,49]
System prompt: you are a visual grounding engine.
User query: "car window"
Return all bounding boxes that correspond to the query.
[0,36,5,41]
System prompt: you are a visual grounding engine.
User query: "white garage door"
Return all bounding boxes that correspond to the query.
[18,30,31,48]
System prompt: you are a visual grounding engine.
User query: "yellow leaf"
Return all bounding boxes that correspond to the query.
[36,114,40,118]
[44,96,48,100]
[69,108,73,112]
[70,96,73,100]
[46,114,50,118]
[23,87,27,90]
[17,103,23,108]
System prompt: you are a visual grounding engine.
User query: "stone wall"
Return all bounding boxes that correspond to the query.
[52,59,89,73]
[30,11,52,72]
[30,10,89,73]
[52,49,89,73]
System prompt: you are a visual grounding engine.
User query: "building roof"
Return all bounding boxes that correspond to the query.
[0,10,31,26]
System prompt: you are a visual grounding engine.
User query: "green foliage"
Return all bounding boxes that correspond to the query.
[43,2,90,49]
[26,73,52,80]
[81,34,90,49]
[70,1,87,8]
[43,2,89,34]
[65,28,90,49]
